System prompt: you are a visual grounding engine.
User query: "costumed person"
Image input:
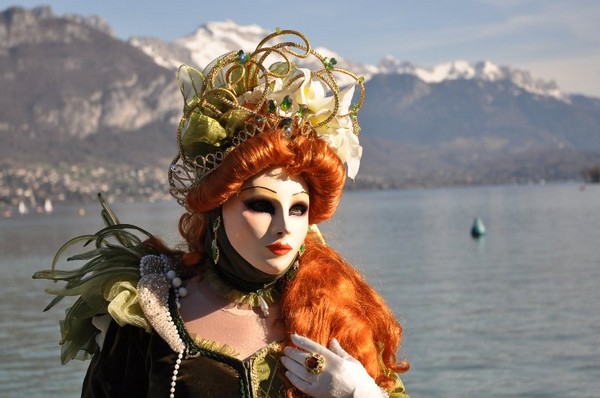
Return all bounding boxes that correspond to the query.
[34,29,409,397]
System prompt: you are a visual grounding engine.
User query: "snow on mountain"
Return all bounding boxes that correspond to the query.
[131,21,370,87]
[378,55,566,101]
[175,20,268,69]
[128,21,268,71]
[129,36,194,70]
[129,20,567,101]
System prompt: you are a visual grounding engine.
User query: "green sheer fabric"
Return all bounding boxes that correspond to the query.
[33,194,155,364]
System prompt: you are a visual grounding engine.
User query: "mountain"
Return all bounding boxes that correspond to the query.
[0,6,179,165]
[127,18,600,187]
[129,20,375,87]
[377,57,566,100]
[360,74,600,150]
[129,23,565,100]
[1,6,599,209]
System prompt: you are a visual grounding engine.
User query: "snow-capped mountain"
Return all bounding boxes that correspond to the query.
[129,20,566,101]
[3,5,599,202]
[378,56,565,100]
[130,20,373,85]
[176,21,268,69]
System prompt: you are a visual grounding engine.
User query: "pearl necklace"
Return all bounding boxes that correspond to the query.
[164,258,188,398]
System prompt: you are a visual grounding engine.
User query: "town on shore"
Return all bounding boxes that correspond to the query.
[3,162,599,218]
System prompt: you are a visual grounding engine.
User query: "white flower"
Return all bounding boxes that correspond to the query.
[253,66,363,179]
[299,77,362,179]
[238,76,284,107]
[292,68,326,108]
[318,114,363,179]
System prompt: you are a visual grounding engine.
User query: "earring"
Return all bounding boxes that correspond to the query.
[211,216,221,265]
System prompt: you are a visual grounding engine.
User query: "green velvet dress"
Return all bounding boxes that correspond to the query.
[82,305,409,398]
[82,321,289,397]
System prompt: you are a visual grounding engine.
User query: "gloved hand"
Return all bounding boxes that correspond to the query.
[281,334,387,398]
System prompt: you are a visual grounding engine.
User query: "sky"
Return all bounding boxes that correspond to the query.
[2,0,599,97]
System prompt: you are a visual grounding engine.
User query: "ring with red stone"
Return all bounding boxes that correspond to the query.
[304,352,325,374]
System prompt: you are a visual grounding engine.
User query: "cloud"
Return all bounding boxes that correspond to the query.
[479,1,600,42]
[387,1,598,54]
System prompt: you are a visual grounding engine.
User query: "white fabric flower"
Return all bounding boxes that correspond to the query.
[293,68,326,108]
[247,66,363,179]
[302,79,362,179]
[318,114,363,179]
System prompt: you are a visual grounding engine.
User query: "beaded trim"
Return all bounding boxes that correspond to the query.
[249,341,284,397]
[139,255,186,352]
[138,254,187,398]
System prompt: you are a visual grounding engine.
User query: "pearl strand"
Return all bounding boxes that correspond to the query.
[165,268,188,307]
[161,255,188,398]
[169,351,184,398]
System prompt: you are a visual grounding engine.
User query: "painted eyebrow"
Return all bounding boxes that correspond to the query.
[240,186,308,196]
[241,185,276,194]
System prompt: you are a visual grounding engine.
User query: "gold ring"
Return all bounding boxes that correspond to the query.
[304,352,325,374]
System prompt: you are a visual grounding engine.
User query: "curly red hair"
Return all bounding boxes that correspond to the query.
[176,128,408,392]
[179,129,345,255]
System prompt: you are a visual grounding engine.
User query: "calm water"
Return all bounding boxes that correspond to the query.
[1,183,599,397]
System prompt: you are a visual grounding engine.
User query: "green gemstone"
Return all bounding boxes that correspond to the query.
[237,49,248,64]
[280,117,292,126]
[324,57,338,70]
[268,100,277,112]
[281,95,292,111]
[297,104,308,117]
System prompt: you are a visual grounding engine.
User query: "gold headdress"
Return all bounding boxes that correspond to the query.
[168,29,365,206]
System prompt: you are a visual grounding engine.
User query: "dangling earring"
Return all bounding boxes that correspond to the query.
[299,243,305,256]
[211,216,221,265]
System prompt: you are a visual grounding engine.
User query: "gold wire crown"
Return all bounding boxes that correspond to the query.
[168,29,365,206]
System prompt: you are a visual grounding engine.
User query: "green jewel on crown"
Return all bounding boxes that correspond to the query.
[167,29,366,207]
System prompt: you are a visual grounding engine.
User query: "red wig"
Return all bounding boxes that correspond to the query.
[177,128,408,391]
[179,128,345,254]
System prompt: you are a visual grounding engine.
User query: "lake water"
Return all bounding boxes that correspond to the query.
[1,183,599,397]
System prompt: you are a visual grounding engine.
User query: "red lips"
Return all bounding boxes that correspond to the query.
[266,242,292,256]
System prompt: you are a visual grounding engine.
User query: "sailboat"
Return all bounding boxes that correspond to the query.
[18,200,28,215]
[44,198,54,213]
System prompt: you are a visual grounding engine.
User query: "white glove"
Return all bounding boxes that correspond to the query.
[281,334,387,398]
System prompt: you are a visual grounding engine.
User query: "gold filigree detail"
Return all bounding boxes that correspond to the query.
[168,29,366,207]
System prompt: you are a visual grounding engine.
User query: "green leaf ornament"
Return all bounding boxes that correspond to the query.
[182,112,228,158]
[269,61,296,77]
[221,108,251,137]
[177,65,205,113]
